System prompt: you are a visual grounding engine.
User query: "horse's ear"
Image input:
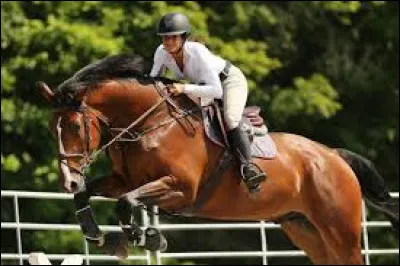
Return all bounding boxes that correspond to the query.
[37,81,54,104]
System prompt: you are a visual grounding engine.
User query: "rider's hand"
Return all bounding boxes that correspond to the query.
[168,83,185,96]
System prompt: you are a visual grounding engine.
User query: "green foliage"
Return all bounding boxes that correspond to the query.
[270,74,342,125]
[1,1,398,265]
[1,154,21,173]
[312,1,362,25]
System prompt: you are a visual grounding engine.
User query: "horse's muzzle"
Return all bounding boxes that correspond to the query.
[62,173,85,194]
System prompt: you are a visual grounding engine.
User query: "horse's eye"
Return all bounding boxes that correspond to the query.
[69,121,81,131]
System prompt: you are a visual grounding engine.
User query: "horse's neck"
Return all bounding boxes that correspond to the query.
[87,81,163,124]
[174,94,201,111]
[86,80,221,188]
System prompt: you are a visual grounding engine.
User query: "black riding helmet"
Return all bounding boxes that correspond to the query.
[157,12,190,36]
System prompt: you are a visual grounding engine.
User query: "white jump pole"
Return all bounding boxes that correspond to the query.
[28,252,83,265]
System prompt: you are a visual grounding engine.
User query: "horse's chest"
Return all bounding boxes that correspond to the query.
[108,138,159,168]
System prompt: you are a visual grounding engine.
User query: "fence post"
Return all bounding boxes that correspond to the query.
[260,221,268,265]
[141,207,153,265]
[362,200,371,265]
[13,195,23,265]
[83,237,90,265]
[153,205,162,265]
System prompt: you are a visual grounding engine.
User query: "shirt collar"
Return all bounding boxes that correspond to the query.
[163,42,192,63]
[183,42,192,60]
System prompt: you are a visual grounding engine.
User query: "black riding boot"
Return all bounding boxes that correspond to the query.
[227,126,267,193]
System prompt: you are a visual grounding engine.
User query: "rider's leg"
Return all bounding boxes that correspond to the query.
[227,126,266,193]
[223,64,266,193]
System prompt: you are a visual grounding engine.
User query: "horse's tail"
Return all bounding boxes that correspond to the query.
[336,148,398,234]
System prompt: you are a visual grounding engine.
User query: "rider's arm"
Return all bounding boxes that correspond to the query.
[183,45,223,100]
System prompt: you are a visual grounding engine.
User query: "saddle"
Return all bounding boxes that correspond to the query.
[203,102,276,159]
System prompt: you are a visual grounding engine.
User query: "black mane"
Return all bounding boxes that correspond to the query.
[53,54,175,107]
[74,54,148,82]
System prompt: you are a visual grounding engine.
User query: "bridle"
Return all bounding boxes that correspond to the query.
[56,104,103,177]
[56,82,200,183]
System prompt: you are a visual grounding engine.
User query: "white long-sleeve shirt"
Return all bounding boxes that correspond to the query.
[150,41,226,106]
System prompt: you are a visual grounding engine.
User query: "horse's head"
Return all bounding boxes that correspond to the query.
[38,82,102,193]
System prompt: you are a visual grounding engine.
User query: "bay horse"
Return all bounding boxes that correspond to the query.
[38,54,398,264]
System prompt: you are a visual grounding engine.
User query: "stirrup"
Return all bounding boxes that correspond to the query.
[240,163,267,193]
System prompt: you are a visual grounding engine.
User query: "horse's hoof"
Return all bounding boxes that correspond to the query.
[102,232,129,259]
[143,227,168,252]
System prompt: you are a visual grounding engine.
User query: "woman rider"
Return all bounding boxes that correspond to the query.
[149,12,266,194]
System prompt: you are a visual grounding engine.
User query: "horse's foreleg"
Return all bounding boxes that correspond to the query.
[115,198,143,244]
[73,173,128,244]
[74,190,104,246]
[110,175,188,253]
[123,175,188,210]
[116,196,168,252]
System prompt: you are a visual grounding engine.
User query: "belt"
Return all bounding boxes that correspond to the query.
[219,61,232,82]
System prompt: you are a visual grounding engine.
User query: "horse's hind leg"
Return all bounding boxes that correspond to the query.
[280,218,330,264]
[310,212,364,265]
[305,168,364,264]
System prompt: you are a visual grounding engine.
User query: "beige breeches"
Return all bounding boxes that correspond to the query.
[222,64,248,130]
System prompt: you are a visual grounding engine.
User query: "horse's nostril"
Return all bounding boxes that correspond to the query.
[71,181,78,190]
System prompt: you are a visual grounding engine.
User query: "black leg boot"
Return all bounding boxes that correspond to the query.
[227,126,267,193]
